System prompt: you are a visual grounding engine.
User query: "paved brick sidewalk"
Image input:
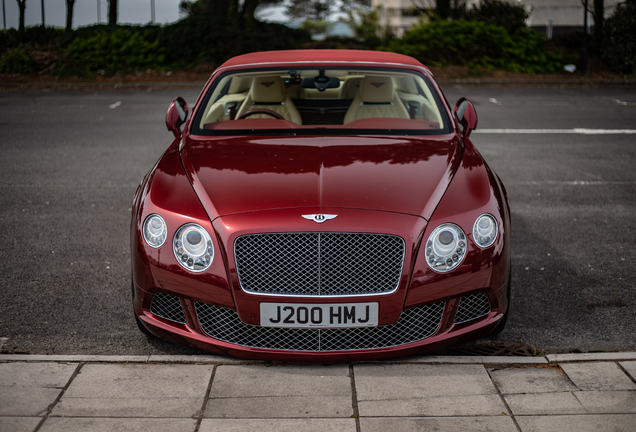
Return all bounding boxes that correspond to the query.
[1,353,635,432]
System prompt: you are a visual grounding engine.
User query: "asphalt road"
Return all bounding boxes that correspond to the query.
[0,86,635,356]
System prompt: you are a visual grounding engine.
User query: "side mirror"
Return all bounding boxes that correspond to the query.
[454,98,478,138]
[166,97,189,138]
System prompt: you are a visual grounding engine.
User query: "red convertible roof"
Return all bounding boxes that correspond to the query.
[218,49,427,70]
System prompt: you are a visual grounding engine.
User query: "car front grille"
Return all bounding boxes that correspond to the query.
[150,292,187,324]
[195,301,444,352]
[454,293,491,324]
[234,233,405,296]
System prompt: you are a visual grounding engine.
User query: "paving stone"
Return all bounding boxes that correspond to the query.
[0,362,77,388]
[199,418,357,432]
[358,394,506,417]
[51,363,213,417]
[359,416,518,432]
[210,365,351,398]
[560,362,636,391]
[504,392,586,415]
[354,364,496,402]
[488,367,577,394]
[516,414,636,432]
[0,416,41,432]
[0,387,63,416]
[619,361,636,380]
[38,417,197,432]
[0,362,77,416]
[574,391,636,413]
[206,395,352,418]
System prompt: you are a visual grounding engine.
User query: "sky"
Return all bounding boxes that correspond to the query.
[0,0,287,30]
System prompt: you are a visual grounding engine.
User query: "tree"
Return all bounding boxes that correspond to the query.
[286,0,333,21]
[16,0,26,33]
[65,0,76,31]
[465,0,529,34]
[410,0,466,20]
[580,0,604,54]
[179,0,283,29]
[108,0,118,27]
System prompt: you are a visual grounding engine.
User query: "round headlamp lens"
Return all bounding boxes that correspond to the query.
[473,214,498,248]
[426,223,466,273]
[143,214,167,248]
[173,223,213,272]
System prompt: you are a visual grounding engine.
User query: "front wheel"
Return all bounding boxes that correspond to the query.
[489,270,511,336]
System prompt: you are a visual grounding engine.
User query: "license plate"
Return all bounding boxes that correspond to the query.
[260,302,379,328]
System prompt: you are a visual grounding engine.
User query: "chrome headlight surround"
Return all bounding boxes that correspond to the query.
[425,223,467,273]
[142,214,167,248]
[473,213,498,248]
[173,223,214,272]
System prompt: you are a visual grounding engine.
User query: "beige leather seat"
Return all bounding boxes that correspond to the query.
[236,76,302,124]
[343,76,409,124]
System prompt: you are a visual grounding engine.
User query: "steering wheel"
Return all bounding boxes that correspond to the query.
[237,109,285,120]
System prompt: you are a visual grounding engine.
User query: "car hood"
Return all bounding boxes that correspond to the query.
[180,134,461,220]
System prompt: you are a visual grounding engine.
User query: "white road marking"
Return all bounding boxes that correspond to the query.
[475,128,636,134]
[109,101,122,109]
[613,99,632,105]
[488,98,499,104]
[511,180,636,186]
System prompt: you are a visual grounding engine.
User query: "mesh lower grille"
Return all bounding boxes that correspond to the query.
[454,293,491,324]
[195,301,444,352]
[234,233,405,296]
[150,293,187,324]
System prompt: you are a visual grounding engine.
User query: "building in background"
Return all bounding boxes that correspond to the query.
[373,0,620,38]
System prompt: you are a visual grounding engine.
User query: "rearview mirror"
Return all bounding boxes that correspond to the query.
[301,76,340,92]
[166,97,189,138]
[454,98,477,138]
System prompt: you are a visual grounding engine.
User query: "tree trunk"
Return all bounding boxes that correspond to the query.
[108,0,118,27]
[593,0,603,54]
[65,0,76,32]
[17,0,26,33]
[242,0,259,30]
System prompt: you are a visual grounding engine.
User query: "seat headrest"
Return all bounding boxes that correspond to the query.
[251,76,286,103]
[229,77,253,94]
[393,76,418,94]
[359,76,394,103]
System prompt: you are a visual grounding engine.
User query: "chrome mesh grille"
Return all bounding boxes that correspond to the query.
[234,233,405,296]
[195,301,444,352]
[150,293,187,324]
[454,293,491,324]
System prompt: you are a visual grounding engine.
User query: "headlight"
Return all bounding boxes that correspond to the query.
[426,223,466,272]
[143,214,167,248]
[173,223,214,272]
[473,214,498,248]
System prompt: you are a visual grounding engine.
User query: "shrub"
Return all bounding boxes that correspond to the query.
[382,20,570,74]
[0,45,36,74]
[465,0,529,35]
[65,27,165,74]
[603,0,636,75]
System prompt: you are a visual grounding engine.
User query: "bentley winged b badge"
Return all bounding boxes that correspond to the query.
[302,214,338,223]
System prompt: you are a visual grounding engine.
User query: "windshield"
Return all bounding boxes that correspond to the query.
[192,67,450,136]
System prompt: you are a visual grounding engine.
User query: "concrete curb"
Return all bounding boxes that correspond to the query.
[2,352,635,364]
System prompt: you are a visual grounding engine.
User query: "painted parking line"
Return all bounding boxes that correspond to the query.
[475,129,636,134]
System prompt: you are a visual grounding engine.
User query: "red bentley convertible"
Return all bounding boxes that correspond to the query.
[131,50,511,361]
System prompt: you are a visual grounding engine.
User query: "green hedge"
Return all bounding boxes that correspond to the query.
[382,20,571,74]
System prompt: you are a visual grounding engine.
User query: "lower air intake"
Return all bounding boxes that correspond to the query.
[195,302,444,352]
[150,292,187,324]
[454,293,491,324]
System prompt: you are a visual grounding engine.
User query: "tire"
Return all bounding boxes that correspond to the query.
[489,270,511,336]
[132,276,152,336]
